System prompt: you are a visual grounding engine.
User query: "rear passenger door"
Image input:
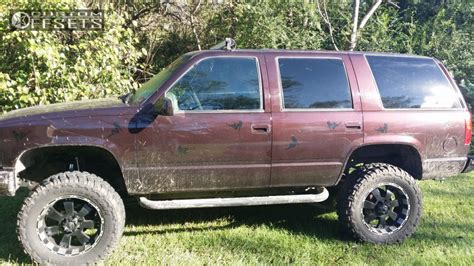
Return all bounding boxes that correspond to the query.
[266,53,364,187]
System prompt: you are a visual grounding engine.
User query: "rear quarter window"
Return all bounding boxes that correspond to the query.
[366,55,461,109]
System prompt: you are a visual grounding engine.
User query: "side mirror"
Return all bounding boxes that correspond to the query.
[162,97,174,116]
[153,96,175,116]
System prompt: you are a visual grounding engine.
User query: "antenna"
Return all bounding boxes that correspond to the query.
[210,38,236,51]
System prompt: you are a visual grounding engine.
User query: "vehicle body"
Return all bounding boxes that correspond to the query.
[0,46,472,263]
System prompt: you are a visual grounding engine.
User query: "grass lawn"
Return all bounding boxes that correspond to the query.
[1,173,472,265]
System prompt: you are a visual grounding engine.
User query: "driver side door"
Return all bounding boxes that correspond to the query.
[133,54,272,194]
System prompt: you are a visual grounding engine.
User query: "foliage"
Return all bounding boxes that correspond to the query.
[0,0,472,112]
[357,2,474,106]
[0,0,142,112]
[123,0,474,109]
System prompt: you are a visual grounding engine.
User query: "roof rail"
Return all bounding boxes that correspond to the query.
[210,38,236,51]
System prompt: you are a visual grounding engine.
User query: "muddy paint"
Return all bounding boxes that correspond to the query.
[0,98,125,121]
[177,145,190,155]
[327,121,341,130]
[228,121,243,131]
[12,130,30,142]
[287,136,298,150]
[376,123,388,133]
[108,122,122,138]
[0,50,470,196]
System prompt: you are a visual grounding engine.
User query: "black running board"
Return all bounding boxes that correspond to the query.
[139,188,329,210]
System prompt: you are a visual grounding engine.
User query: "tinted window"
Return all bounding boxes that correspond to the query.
[278,58,352,109]
[130,54,191,103]
[167,57,261,111]
[367,56,461,109]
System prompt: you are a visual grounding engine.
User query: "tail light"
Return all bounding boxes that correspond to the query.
[465,112,472,145]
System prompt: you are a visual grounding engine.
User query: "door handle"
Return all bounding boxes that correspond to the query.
[251,124,271,134]
[345,122,362,130]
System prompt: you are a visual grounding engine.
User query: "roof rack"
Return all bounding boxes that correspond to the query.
[210,38,236,51]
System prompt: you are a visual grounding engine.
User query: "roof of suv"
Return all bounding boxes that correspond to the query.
[186,49,431,59]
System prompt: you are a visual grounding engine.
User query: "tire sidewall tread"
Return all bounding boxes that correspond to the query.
[337,163,423,244]
[17,171,125,265]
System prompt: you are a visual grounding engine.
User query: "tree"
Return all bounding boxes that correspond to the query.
[0,0,471,115]
[0,0,143,113]
[349,0,399,50]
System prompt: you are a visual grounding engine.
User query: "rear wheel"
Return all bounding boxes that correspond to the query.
[18,172,125,264]
[337,163,422,243]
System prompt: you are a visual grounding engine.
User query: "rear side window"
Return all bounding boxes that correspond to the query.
[367,56,461,109]
[278,58,352,109]
[167,57,261,111]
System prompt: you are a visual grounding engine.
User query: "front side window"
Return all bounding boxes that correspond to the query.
[130,54,191,104]
[278,58,352,109]
[166,57,261,111]
[367,56,461,109]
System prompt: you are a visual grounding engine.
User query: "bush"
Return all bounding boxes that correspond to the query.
[0,0,142,113]
[0,0,472,113]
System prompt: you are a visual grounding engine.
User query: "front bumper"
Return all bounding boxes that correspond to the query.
[462,155,474,173]
[0,169,18,196]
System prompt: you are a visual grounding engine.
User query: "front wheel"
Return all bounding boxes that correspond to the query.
[18,172,125,264]
[337,163,422,244]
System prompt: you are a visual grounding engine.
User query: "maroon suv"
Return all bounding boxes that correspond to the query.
[0,44,472,264]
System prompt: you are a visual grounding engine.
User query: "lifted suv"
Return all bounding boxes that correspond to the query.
[0,45,472,264]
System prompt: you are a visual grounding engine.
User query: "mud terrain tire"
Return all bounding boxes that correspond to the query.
[18,171,125,265]
[337,163,422,244]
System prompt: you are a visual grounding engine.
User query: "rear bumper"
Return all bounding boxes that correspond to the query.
[0,169,18,196]
[462,155,474,173]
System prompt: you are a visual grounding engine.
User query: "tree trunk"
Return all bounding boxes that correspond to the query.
[359,0,383,30]
[349,0,360,51]
[190,15,202,51]
[191,0,202,50]
[350,0,383,51]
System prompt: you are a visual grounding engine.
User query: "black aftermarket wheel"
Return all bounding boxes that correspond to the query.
[37,196,104,256]
[18,172,125,265]
[337,163,422,244]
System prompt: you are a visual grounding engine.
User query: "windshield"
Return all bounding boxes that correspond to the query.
[129,54,191,104]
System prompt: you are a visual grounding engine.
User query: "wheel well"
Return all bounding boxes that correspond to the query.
[16,146,127,195]
[344,144,423,180]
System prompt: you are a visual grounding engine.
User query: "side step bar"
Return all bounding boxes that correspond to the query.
[139,188,329,210]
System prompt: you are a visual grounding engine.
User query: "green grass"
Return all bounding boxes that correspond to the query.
[1,174,473,265]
